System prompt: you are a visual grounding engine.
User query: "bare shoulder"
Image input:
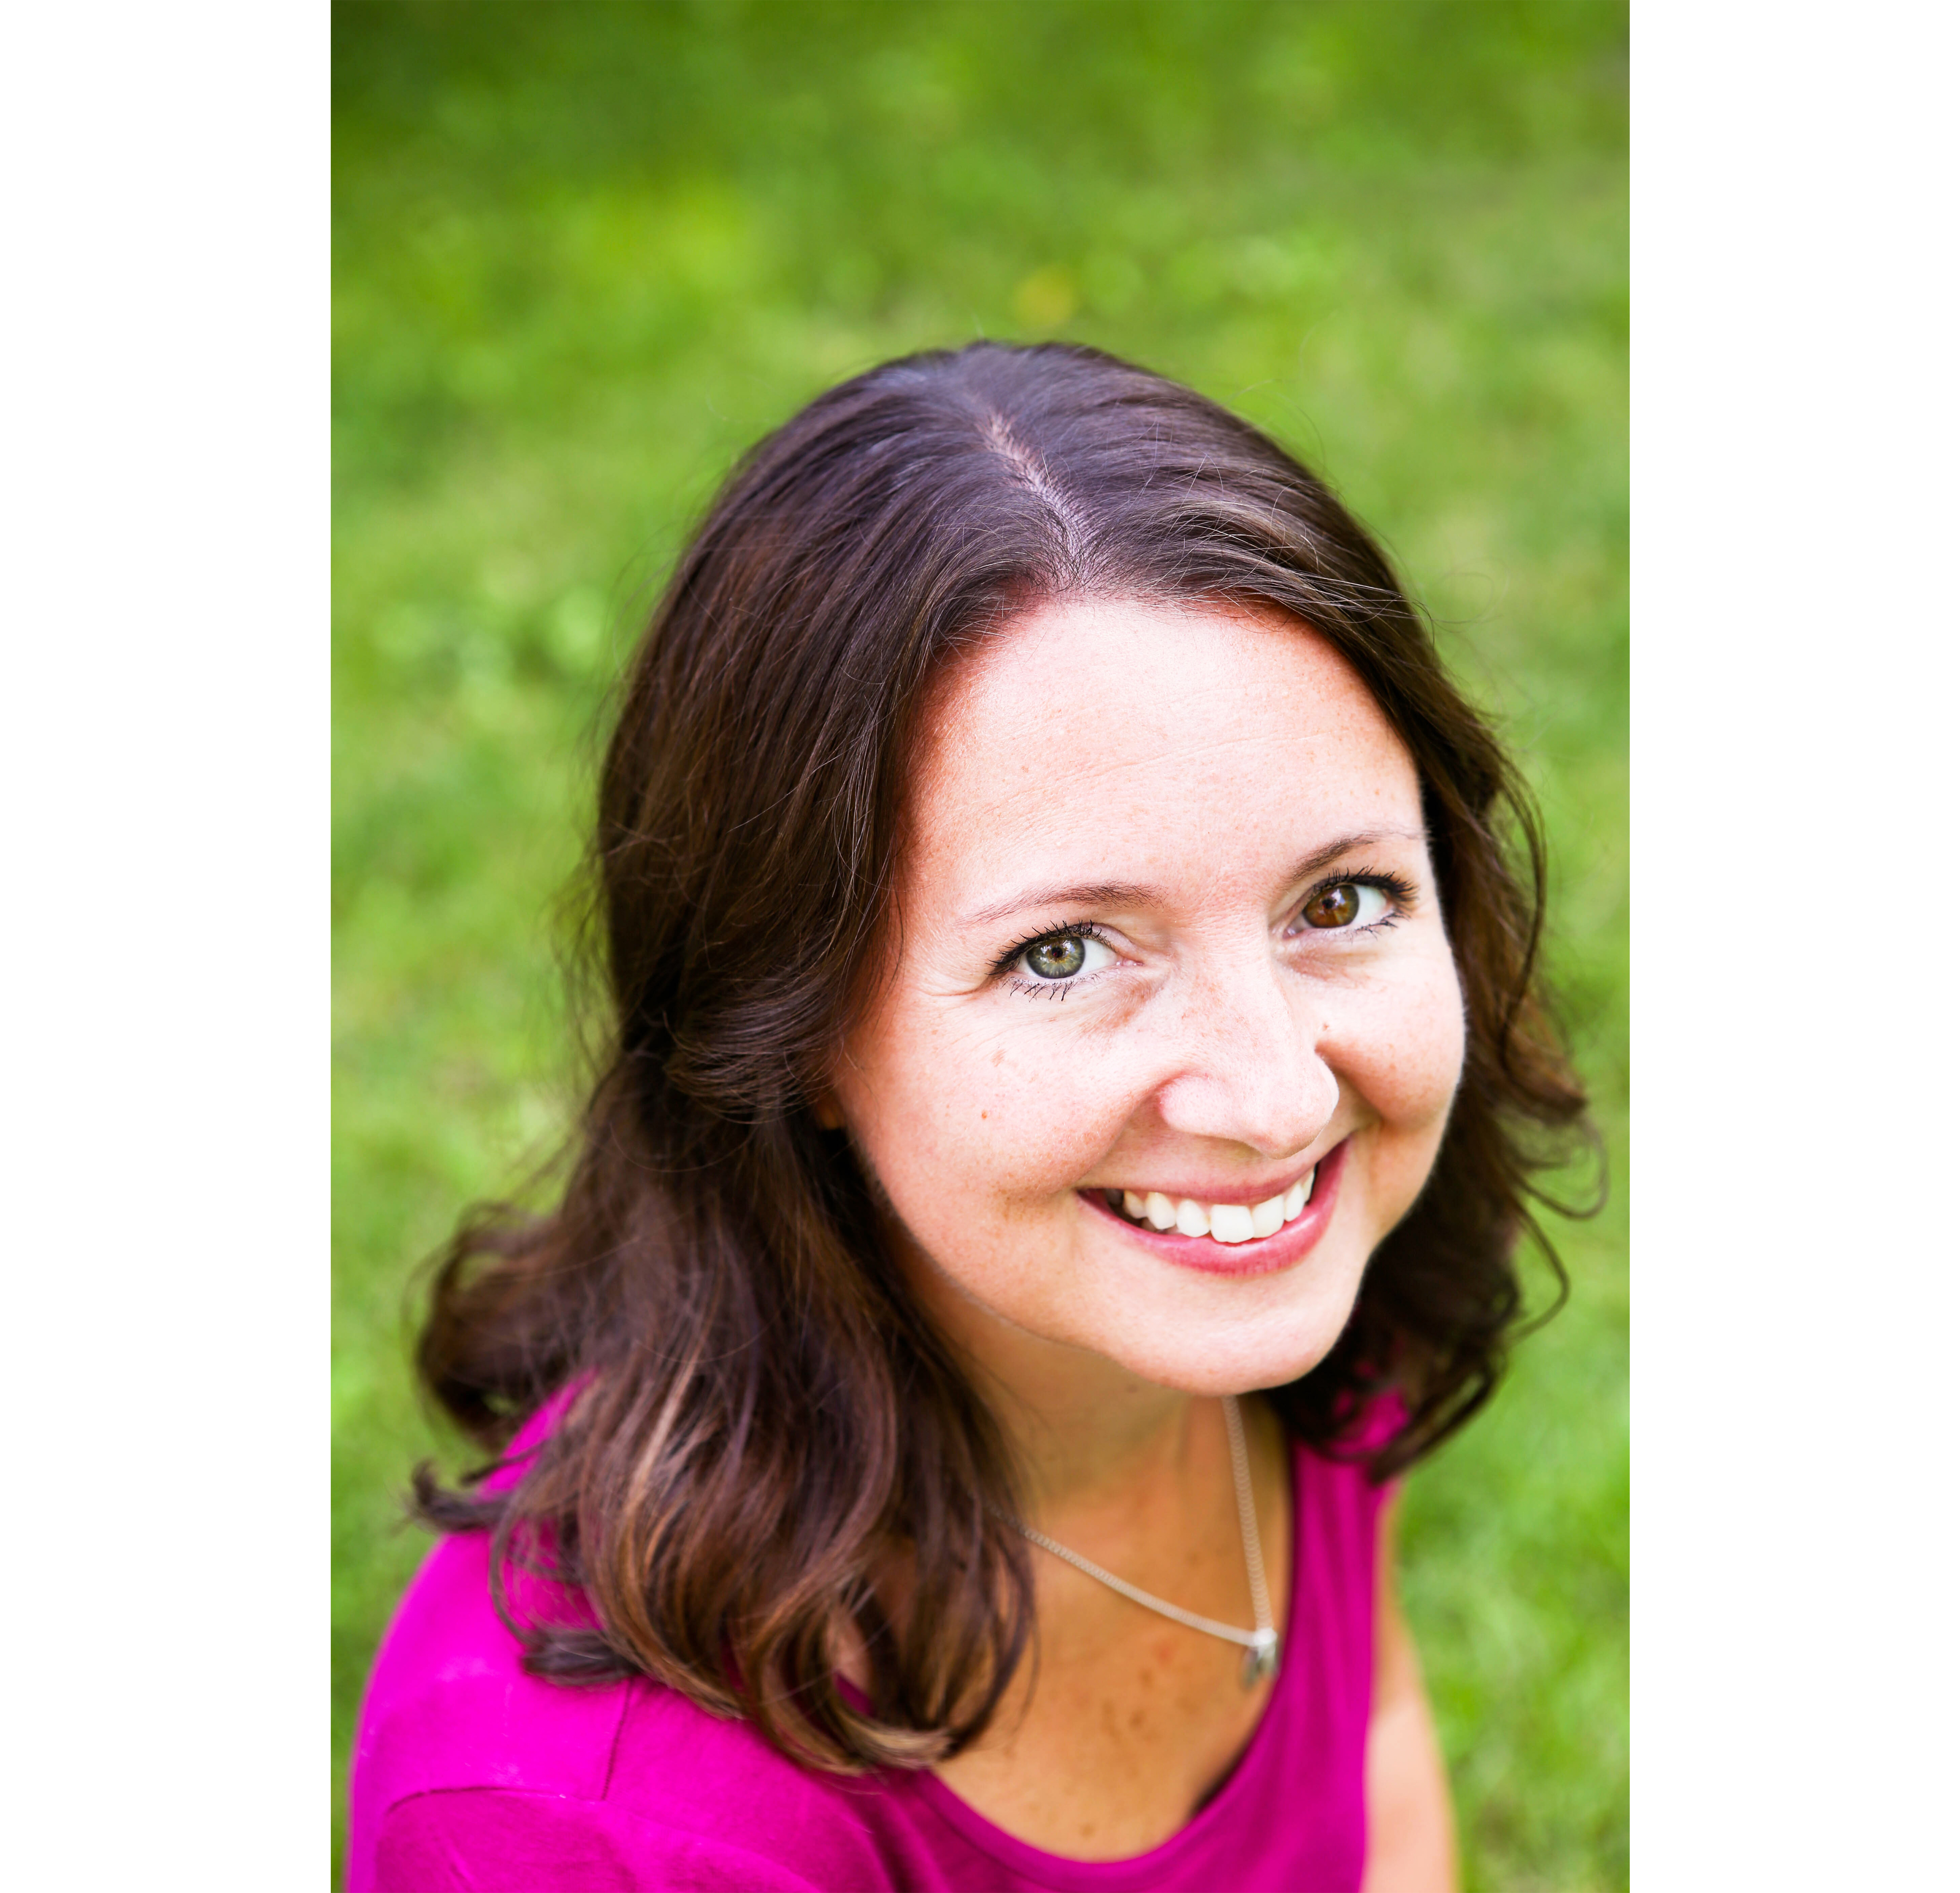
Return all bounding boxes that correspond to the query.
[1361,1495,1460,1893]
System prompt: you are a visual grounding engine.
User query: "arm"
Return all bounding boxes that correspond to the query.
[1359,1490,1458,1893]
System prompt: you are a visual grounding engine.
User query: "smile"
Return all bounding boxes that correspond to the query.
[1102,1169,1318,1244]
[1079,1139,1351,1276]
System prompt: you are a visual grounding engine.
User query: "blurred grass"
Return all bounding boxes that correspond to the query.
[332,3,1627,1886]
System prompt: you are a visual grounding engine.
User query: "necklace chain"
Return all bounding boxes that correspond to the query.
[1006,1395,1280,1688]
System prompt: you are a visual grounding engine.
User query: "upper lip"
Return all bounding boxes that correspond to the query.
[1083,1140,1341,1208]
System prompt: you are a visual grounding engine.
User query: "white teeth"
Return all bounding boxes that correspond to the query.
[1209,1202,1255,1244]
[1112,1170,1318,1241]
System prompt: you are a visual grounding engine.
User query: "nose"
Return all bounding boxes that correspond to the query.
[1150,943,1337,1160]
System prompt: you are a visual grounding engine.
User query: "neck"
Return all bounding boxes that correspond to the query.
[1001,1347,1206,1518]
[901,1235,1212,1525]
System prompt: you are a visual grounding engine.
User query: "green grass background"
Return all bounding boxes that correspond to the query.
[332,3,1627,1885]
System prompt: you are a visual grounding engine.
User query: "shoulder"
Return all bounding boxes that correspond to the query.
[369,1788,834,1892]
[1290,1398,1398,1559]
[350,1531,901,1893]
[1286,1419,1396,1700]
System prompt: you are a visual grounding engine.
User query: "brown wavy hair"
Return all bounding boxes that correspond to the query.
[412,340,1590,1771]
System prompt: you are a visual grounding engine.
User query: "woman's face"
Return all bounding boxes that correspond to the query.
[829,597,1465,1397]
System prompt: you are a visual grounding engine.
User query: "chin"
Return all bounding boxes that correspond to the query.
[1084,1271,1373,1399]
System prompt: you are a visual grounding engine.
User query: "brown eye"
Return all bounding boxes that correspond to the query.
[1302,884,1362,929]
[1024,935,1087,979]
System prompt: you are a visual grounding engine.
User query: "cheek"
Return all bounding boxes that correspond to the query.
[840,1004,1137,1220]
[1342,954,1467,1157]
[1315,959,1464,1252]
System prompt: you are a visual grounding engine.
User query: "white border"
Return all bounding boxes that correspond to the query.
[1637,0,1956,1881]
[1,3,325,1878]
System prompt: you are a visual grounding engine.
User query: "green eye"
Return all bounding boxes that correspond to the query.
[1023,935,1087,979]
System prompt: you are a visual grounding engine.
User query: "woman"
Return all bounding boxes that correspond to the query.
[350,341,1586,1891]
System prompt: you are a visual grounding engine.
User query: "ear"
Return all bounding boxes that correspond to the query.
[811,1091,844,1131]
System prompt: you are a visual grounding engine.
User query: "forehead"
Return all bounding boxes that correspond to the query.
[903,597,1422,908]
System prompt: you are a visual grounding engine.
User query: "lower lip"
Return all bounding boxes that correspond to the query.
[1077,1139,1352,1280]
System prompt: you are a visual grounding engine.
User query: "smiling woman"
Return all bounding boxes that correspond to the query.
[348,342,1588,1891]
[833,597,1469,1426]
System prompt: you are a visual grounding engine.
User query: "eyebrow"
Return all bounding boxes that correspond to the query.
[955,828,1428,931]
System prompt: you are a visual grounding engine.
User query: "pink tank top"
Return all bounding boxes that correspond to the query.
[349,1413,1389,1892]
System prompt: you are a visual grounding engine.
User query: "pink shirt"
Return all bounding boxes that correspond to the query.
[350,1423,1389,1891]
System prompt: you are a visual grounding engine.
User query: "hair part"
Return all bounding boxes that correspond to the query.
[413,339,1591,1771]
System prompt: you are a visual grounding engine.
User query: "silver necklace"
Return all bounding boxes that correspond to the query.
[1008,1395,1280,1688]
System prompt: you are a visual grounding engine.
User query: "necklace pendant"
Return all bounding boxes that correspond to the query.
[1242,1629,1279,1689]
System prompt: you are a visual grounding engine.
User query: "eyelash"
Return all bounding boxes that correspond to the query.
[1285,868,1418,937]
[994,919,1114,999]
[993,870,1418,1001]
